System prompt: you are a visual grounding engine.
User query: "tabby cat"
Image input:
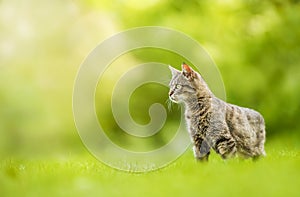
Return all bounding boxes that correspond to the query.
[169,63,266,160]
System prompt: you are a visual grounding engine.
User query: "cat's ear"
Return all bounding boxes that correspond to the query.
[169,65,180,76]
[182,62,196,80]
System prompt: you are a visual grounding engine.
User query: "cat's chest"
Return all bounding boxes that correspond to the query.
[185,108,211,135]
[184,113,198,130]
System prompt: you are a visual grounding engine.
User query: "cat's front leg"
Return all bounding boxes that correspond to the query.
[193,137,210,161]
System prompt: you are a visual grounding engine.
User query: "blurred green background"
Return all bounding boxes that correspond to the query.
[1,0,300,162]
[0,0,300,157]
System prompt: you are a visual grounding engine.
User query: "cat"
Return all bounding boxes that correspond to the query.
[168,63,266,161]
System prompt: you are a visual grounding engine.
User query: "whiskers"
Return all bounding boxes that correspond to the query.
[165,98,173,112]
[165,98,181,111]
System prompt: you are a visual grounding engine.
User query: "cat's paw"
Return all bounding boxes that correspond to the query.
[195,153,210,162]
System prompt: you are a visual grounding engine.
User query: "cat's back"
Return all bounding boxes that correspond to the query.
[225,103,264,127]
[210,98,264,128]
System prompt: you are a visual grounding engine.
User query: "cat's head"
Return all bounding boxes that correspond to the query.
[168,63,200,103]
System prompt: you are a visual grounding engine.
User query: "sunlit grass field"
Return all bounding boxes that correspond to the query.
[1,137,299,197]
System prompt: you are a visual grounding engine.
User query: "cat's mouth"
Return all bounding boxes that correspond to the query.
[169,96,179,103]
[168,90,180,103]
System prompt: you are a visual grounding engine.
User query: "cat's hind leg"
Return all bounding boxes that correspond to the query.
[214,136,237,159]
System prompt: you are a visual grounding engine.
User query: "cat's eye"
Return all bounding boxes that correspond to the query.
[175,84,182,89]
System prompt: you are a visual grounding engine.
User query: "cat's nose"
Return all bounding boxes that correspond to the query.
[169,90,174,97]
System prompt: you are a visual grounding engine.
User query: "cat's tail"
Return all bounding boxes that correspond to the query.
[256,115,266,157]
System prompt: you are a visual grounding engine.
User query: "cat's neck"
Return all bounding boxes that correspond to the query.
[183,93,212,112]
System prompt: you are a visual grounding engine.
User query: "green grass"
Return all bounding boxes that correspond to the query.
[1,141,300,197]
